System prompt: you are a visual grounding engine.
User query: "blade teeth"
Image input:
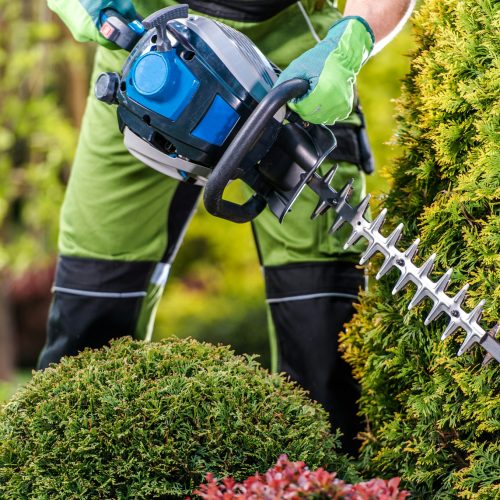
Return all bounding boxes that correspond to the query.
[424,301,445,325]
[489,324,500,338]
[441,319,461,340]
[404,238,420,261]
[419,253,437,279]
[359,242,382,264]
[434,268,453,293]
[482,353,494,366]
[370,208,387,233]
[467,300,485,324]
[311,200,330,220]
[322,164,339,185]
[376,256,396,279]
[343,229,363,249]
[339,179,355,203]
[452,284,469,307]
[392,270,413,294]
[408,287,428,310]
[386,223,404,248]
[329,214,345,234]
[354,194,371,218]
[457,332,478,356]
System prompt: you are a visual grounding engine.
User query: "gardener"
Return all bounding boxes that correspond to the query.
[39,0,415,454]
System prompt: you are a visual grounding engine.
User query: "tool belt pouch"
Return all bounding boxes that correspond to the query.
[329,122,375,175]
[310,106,375,175]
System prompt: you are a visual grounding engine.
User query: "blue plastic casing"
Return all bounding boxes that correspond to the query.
[128,49,240,147]
[192,95,240,146]
[128,50,200,121]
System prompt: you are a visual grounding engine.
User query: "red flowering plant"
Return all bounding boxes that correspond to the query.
[194,455,409,499]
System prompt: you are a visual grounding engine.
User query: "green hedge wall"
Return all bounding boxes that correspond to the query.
[342,0,499,497]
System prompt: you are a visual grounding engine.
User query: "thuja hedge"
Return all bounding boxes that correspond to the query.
[0,337,355,498]
[342,0,499,497]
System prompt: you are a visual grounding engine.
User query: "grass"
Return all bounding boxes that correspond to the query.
[0,369,32,404]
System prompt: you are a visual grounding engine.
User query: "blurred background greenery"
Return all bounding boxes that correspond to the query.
[0,0,411,397]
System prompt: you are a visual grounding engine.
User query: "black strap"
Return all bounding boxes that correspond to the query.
[161,182,202,264]
[185,0,297,22]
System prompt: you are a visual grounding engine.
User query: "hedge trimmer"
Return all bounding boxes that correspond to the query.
[95,5,500,365]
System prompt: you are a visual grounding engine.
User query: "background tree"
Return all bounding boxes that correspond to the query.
[342,0,499,496]
[0,0,87,377]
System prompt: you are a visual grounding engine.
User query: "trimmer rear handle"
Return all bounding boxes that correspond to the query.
[203,78,309,223]
[99,8,145,51]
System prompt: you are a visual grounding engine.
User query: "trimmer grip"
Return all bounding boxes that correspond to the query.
[99,9,144,51]
[203,78,309,223]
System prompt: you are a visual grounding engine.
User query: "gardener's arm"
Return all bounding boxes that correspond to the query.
[344,0,416,54]
[275,0,416,124]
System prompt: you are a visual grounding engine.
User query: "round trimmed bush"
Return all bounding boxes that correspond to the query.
[0,337,350,498]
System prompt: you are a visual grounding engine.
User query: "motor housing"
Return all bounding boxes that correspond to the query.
[96,6,281,185]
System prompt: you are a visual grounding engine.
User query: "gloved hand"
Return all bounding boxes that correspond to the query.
[275,16,374,125]
[48,0,138,49]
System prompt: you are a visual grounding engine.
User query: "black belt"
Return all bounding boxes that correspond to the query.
[185,0,298,22]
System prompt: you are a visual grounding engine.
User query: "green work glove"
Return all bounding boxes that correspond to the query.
[275,16,374,125]
[48,0,138,49]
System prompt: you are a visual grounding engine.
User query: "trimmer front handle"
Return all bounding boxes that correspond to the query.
[203,78,309,223]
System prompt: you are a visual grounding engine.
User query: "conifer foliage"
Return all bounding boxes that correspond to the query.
[0,338,352,498]
[342,0,499,497]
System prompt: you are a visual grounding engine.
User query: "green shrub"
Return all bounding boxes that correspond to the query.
[342,0,500,497]
[0,337,353,498]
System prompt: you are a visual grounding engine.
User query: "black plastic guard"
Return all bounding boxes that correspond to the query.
[257,122,336,221]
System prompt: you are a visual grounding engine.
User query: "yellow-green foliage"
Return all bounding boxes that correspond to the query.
[342,0,499,497]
